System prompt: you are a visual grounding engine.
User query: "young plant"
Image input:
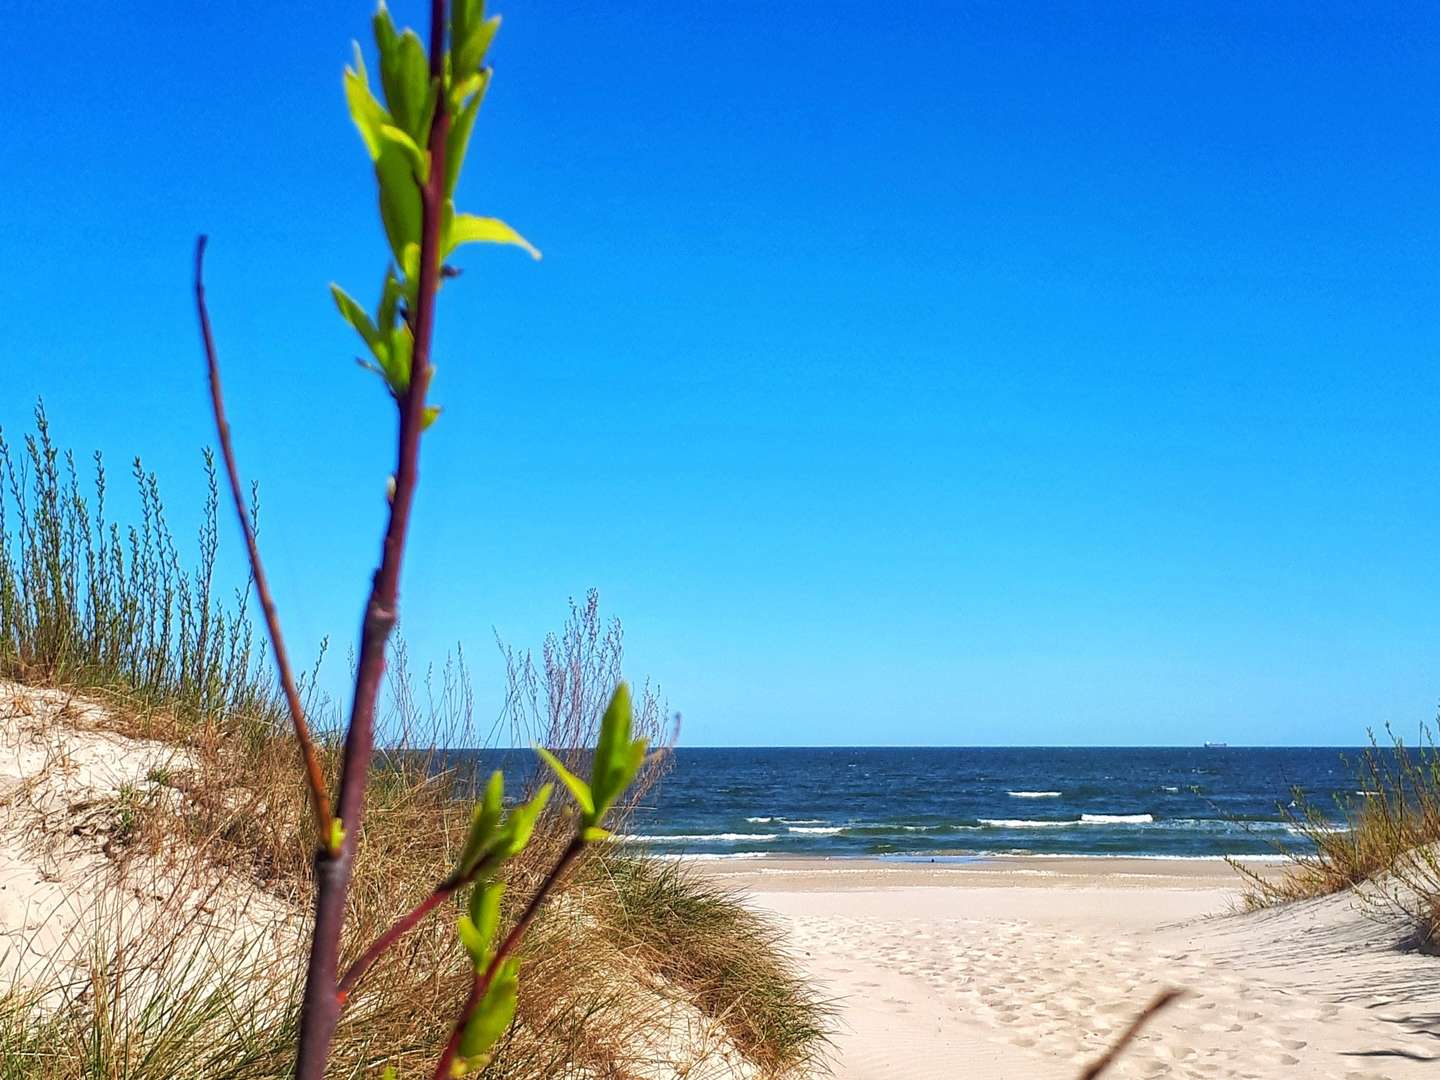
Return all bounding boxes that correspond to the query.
[192,2,653,1076]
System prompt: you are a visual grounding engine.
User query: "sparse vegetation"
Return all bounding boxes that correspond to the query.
[0,402,275,730]
[0,408,828,1077]
[602,857,832,1076]
[1234,729,1440,940]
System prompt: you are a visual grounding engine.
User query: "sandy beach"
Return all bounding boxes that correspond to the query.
[702,857,1440,1080]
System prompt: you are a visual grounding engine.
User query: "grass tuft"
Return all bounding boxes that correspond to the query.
[1235,728,1440,942]
[600,856,834,1075]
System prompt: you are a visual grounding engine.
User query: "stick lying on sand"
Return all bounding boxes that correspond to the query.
[1080,988,1186,1079]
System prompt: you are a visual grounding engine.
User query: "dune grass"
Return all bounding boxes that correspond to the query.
[0,406,828,1077]
[1234,730,1440,938]
[600,857,832,1076]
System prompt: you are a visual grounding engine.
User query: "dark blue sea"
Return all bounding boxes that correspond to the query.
[454,745,1371,860]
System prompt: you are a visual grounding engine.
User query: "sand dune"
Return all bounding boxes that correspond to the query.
[707,857,1440,1079]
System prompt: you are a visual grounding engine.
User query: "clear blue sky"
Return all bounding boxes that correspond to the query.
[3,2,1437,746]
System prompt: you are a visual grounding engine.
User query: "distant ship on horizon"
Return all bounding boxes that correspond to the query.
[1203,741,1229,749]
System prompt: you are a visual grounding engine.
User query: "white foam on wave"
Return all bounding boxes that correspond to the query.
[622,833,780,844]
[1162,786,1180,793]
[980,818,1069,829]
[788,826,844,835]
[1012,852,1292,863]
[1286,822,1350,836]
[1081,813,1154,825]
[653,852,772,861]
[1008,791,1061,798]
[745,816,826,825]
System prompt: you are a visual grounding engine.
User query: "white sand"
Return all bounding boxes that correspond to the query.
[0,680,299,1009]
[704,857,1440,1079]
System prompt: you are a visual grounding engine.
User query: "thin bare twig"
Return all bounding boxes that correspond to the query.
[432,835,588,1080]
[193,235,334,845]
[1079,988,1186,1080]
[294,1,453,1073]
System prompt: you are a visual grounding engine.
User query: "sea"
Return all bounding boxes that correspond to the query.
[464,746,1371,861]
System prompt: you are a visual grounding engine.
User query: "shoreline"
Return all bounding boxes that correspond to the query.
[682,852,1284,887]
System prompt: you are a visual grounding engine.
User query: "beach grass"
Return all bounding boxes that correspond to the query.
[1234,730,1440,937]
[0,406,828,1077]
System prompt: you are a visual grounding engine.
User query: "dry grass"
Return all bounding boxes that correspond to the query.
[1234,729,1440,939]
[595,857,833,1076]
[0,407,828,1077]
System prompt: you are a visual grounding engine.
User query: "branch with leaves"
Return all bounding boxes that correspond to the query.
[194,2,577,1076]
[434,684,646,1077]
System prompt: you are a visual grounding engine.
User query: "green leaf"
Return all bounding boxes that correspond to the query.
[451,0,485,66]
[377,269,402,330]
[422,404,442,430]
[457,772,505,874]
[582,825,612,843]
[343,46,392,161]
[469,880,505,953]
[381,323,413,395]
[449,72,485,112]
[379,123,429,183]
[376,142,423,263]
[331,284,379,350]
[500,783,552,856]
[456,959,519,1067]
[416,76,441,151]
[446,213,541,261]
[373,8,430,139]
[455,16,501,79]
[456,914,487,965]
[534,747,594,818]
[400,242,421,288]
[444,77,488,197]
[591,682,640,818]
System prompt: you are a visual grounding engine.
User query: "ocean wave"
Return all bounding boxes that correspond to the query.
[979,818,1070,828]
[845,822,984,834]
[1286,822,1350,836]
[1151,817,1288,833]
[788,826,844,835]
[1007,791,1061,798]
[622,833,780,844]
[1162,786,1180,793]
[653,852,771,861]
[979,814,1158,828]
[745,816,826,825]
[1010,852,1293,863]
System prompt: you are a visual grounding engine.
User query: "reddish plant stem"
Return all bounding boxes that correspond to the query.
[336,885,453,1006]
[193,235,334,846]
[431,836,587,1080]
[295,2,452,1075]
[336,851,503,1004]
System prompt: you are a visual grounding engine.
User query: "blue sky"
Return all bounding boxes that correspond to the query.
[3,2,1437,746]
